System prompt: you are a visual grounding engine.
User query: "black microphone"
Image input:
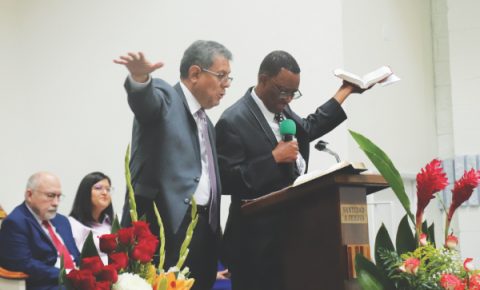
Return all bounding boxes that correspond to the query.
[279,119,296,141]
[315,140,341,162]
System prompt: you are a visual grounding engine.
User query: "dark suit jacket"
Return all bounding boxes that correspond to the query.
[124,78,221,234]
[0,203,80,290]
[215,88,347,267]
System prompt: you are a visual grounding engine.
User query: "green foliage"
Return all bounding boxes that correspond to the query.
[153,202,166,272]
[81,231,100,259]
[375,224,395,266]
[125,144,138,222]
[176,198,199,269]
[111,214,121,234]
[395,215,416,255]
[355,254,391,290]
[349,130,414,224]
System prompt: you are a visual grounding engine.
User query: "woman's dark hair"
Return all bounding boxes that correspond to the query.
[69,171,113,227]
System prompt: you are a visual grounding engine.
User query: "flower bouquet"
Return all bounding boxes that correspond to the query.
[350,130,480,290]
[60,146,197,290]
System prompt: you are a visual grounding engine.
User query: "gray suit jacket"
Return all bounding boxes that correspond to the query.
[125,78,221,233]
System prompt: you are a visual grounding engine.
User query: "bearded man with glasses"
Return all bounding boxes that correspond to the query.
[0,172,80,290]
[216,50,370,290]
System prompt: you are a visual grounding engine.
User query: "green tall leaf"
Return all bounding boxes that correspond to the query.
[375,223,395,264]
[395,215,416,255]
[349,130,414,224]
[153,202,166,272]
[80,231,100,259]
[125,144,138,222]
[427,223,436,247]
[111,214,121,234]
[176,197,199,269]
[355,254,390,290]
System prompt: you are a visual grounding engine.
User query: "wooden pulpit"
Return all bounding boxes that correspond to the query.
[241,172,388,290]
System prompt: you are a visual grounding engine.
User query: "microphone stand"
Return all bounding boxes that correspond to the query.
[314,140,341,163]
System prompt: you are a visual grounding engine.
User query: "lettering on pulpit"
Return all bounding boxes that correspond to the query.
[340,204,368,224]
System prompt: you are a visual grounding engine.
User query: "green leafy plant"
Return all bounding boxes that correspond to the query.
[350,130,480,290]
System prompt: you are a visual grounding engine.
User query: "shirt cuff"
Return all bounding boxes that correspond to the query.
[127,74,152,91]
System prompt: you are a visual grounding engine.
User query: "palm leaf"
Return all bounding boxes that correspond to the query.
[349,130,414,224]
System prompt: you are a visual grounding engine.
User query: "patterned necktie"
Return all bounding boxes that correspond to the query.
[274,112,284,123]
[196,109,218,231]
[42,220,75,269]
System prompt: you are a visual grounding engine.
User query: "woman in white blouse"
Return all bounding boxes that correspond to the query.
[68,172,114,264]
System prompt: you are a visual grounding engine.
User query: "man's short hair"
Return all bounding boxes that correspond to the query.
[258,50,301,77]
[180,40,232,79]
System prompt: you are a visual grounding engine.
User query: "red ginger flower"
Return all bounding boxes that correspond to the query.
[447,169,480,222]
[416,159,448,219]
[415,159,448,237]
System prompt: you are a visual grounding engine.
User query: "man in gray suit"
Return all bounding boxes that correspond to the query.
[114,40,232,290]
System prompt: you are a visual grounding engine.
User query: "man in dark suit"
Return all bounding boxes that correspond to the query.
[114,40,232,290]
[216,50,368,290]
[0,172,80,290]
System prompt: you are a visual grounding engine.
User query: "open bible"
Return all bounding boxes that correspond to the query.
[333,66,400,89]
[292,161,367,187]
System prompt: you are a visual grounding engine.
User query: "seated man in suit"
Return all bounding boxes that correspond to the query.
[0,172,80,290]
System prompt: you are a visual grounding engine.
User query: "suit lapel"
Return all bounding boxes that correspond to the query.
[20,203,56,250]
[174,83,201,164]
[244,90,277,147]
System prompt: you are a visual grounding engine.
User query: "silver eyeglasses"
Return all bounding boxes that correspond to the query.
[201,68,233,84]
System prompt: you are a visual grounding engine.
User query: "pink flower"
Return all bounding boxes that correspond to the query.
[415,160,448,233]
[447,169,480,222]
[399,258,420,275]
[419,233,428,246]
[470,273,480,290]
[445,234,458,249]
[440,273,465,290]
[464,258,475,272]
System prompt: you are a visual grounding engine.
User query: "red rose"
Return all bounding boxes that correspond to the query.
[95,280,111,290]
[99,233,117,253]
[138,235,159,256]
[108,252,129,271]
[133,221,152,239]
[132,242,155,263]
[97,265,118,283]
[117,227,134,245]
[66,269,95,290]
[81,256,104,274]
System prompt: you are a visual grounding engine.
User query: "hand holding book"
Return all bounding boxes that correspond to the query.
[334,66,400,89]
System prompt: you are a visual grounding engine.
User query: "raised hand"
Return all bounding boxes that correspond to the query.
[113,52,164,83]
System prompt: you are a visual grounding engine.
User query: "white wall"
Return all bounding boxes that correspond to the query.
[0,1,344,230]
[3,0,477,261]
